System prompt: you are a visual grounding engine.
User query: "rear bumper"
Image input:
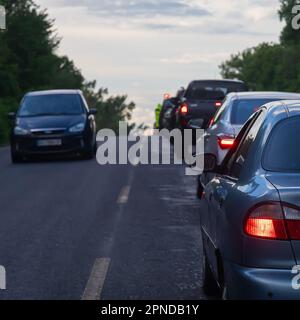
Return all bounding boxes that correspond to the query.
[177,115,210,130]
[225,261,300,300]
[11,133,89,155]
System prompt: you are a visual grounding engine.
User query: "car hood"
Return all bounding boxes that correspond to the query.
[16,114,86,130]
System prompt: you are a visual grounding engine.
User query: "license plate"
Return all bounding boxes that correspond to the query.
[188,119,204,129]
[37,139,62,147]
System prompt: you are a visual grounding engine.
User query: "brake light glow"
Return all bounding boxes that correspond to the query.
[180,103,188,115]
[164,93,171,100]
[245,217,287,240]
[244,203,300,240]
[218,137,235,149]
[215,101,222,108]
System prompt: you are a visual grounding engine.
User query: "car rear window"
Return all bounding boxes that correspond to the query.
[185,81,247,100]
[263,117,300,172]
[231,99,274,125]
[19,94,84,117]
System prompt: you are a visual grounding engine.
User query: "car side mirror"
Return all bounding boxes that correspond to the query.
[8,112,16,120]
[203,153,217,172]
[89,108,97,115]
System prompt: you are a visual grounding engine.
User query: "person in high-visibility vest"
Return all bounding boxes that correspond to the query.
[155,103,162,129]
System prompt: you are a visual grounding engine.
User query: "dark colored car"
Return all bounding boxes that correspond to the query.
[159,88,185,130]
[159,97,179,130]
[200,100,300,300]
[176,80,248,132]
[9,90,97,163]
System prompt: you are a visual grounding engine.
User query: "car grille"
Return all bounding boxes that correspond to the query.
[30,128,66,138]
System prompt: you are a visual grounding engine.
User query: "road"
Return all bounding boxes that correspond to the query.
[0,144,207,300]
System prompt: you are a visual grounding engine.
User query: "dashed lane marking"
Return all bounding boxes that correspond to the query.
[82,258,111,300]
[117,185,131,204]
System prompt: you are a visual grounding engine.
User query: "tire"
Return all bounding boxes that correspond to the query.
[202,250,220,296]
[11,151,23,164]
[93,141,97,155]
[83,142,95,160]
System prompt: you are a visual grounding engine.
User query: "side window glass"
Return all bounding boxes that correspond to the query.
[213,98,227,124]
[228,110,265,178]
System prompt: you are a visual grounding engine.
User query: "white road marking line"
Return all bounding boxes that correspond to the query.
[117,185,131,204]
[82,258,111,300]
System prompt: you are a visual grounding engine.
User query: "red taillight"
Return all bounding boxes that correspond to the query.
[218,136,235,149]
[180,103,188,115]
[215,101,222,108]
[164,93,171,100]
[284,206,300,240]
[286,220,300,240]
[209,118,214,128]
[244,203,300,240]
[245,203,288,240]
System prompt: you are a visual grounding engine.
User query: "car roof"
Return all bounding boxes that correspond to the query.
[25,89,82,97]
[228,91,300,100]
[264,100,300,114]
[191,79,245,84]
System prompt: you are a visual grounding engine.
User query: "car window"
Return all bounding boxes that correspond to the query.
[224,110,266,179]
[19,94,84,117]
[184,82,247,100]
[211,98,228,124]
[231,98,274,125]
[263,116,300,172]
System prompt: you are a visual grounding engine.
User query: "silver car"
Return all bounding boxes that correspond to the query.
[197,92,300,198]
[200,100,300,299]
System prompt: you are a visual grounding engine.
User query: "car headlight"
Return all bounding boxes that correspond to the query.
[69,122,85,133]
[14,126,30,136]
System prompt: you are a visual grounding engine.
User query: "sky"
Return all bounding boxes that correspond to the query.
[36,0,283,127]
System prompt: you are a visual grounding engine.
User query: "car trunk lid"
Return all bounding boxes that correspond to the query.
[186,99,218,127]
[266,173,300,264]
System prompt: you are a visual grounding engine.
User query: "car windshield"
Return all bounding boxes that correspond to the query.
[263,117,300,172]
[231,98,275,125]
[185,82,247,100]
[18,94,84,117]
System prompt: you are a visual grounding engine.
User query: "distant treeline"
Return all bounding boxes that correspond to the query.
[220,0,300,93]
[0,0,138,144]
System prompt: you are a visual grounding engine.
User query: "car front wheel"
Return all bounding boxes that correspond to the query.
[11,150,24,164]
[83,140,96,159]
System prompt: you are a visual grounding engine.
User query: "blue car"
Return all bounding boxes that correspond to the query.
[201,100,300,300]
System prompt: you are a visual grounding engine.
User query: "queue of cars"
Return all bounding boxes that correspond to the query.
[8,83,300,299]
[159,79,300,300]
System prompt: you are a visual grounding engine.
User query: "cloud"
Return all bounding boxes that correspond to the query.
[36,0,283,127]
[46,0,210,17]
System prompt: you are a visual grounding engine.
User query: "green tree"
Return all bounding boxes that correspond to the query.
[0,0,138,143]
[220,0,300,93]
[83,81,136,134]
[279,0,300,46]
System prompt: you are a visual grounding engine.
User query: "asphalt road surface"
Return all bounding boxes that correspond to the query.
[0,144,208,300]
